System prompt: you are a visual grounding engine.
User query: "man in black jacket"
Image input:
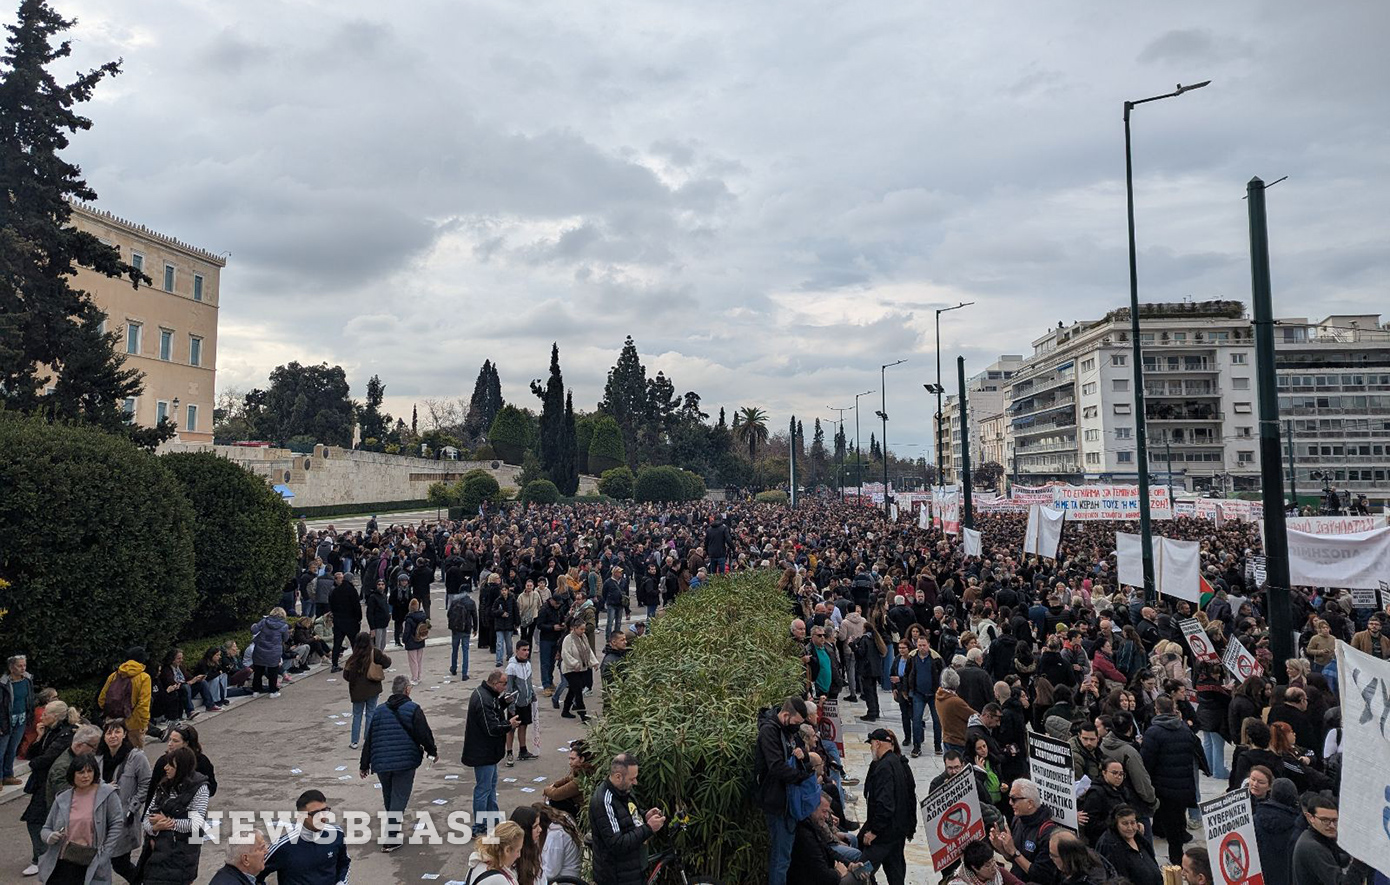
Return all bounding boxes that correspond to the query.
[703,517,733,573]
[328,572,361,672]
[756,697,812,885]
[1140,695,1208,864]
[591,753,666,885]
[460,669,519,835]
[860,728,916,885]
[410,556,434,616]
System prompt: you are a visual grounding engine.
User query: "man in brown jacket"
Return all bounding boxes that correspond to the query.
[1352,614,1390,659]
[935,667,977,755]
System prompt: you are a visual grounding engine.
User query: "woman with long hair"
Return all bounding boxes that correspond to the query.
[403,598,430,684]
[191,647,229,712]
[97,719,151,882]
[535,804,582,882]
[1094,804,1161,885]
[343,631,392,750]
[464,819,523,884]
[38,754,124,885]
[139,747,210,885]
[506,805,544,885]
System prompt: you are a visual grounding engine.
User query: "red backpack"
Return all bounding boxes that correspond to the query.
[103,672,135,720]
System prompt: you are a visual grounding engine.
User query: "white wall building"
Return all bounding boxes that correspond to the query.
[939,355,1023,484]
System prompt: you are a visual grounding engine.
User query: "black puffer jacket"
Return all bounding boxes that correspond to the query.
[1139,714,1206,805]
[860,750,917,843]
[1253,795,1299,885]
[590,777,652,885]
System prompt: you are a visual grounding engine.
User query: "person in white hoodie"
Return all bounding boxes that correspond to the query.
[836,604,867,705]
[504,642,536,767]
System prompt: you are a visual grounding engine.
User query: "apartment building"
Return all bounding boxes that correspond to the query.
[939,355,1022,484]
[1275,314,1390,507]
[69,203,224,445]
[1004,301,1259,491]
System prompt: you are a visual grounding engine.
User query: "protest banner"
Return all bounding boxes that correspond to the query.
[920,768,985,872]
[1199,789,1264,885]
[1285,514,1385,535]
[1244,554,1267,587]
[1222,638,1262,682]
[1351,586,1380,609]
[962,527,982,558]
[1335,640,1390,872]
[1050,484,1173,521]
[1010,484,1055,506]
[1027,731,1078,830]
[1174,500,1196,517]
[1180,619,1219,663]
[1287,527,1390,590]
[1024,505,1065,559]
[816,697,844,754]
[1113,533,1200,602]
[935,490,961,536]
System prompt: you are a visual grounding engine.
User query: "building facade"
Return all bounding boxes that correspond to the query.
[939,355,1022,484]
[1275,314,1390,508]
[69,203,224,445]
[1004,301,1260,492]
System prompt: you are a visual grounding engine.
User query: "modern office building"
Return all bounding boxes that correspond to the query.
[69,202,224,445]
[1275,314,1390,507]
[939,355,1022,484]
[1003,301,1260,492]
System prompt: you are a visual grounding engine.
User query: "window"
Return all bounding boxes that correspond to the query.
[185,404,198,432]
[163,264,175,292]
[193,274,204,302]
[159,329,173,361]
[1085,429,1100,442]
[1086,452,1100,465]
[1232,353,1247,364]
[189,335,202,367]
[1083,406,1098,419]
[1112,354,1127,366]
[131,253,144,274]
[1238,426,1252,438]
[1082,382,1097,396]
[125,322,141,355]
[1232,377,1250,390]
[1117,451,1133,463]
[1081,358,1095,373]
[156,401,168,424]
[1113,378,1129,392]
[1238,451,1254,465]
[122,397,136,423]
[1233,402,1253,414]
[1115,427,1132,439]
[1114,403,1132,414]
[1172,332,1187,342]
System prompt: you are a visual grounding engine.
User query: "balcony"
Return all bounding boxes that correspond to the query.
[1142,359,1216,374]
[1010,368,1076,399]
[1015,439,1077,455]
[1010,395,1077,420]
[1145,402,1220,422]
[1013,414,1078,436]
[1144,382,1219,398]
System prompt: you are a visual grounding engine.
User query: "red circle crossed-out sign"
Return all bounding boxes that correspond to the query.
[937,802,972,843]
[1190,635,1210,658]
[1237,656,1257,680]
[1219,831,1251,884]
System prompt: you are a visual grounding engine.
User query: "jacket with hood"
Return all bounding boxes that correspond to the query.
[1253,780,1300,885]
[328,579,361,628]
[365,586,391,629]
[754,707,811,814]
[1139,714,1207,805]
[97,659,153,738]
[361,692,437,774]
[251,615,290,667]
[1100,732,1157,811]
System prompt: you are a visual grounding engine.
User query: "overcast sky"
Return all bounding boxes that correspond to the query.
[49,0,1390,457]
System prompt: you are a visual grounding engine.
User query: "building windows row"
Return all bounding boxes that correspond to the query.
[126,398,199,432]
[127,251,205,302]
[123,322,203,367]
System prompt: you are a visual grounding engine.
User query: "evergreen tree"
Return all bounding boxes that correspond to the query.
[716,407,727,432]
[254,362,355,447]
[0,1,171,447]
[557,391,579,495]
[810,418,827,486]
[529,343,570,488]
[869,433,881,461]
[411,403,418,435]
[464,359,503,440]
[599,335,648,464]
[357,374,390,442]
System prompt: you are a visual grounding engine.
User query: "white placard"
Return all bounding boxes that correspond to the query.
[1222,639,1263,682]
[1027,731,1078,830]
[1024,505,1065,559]
[920,768,985,872]
[1335,640,1390,873]
[1198,788,1265,885]
[962,527,982,557]
[1180,619,1219,663]
[1287,527,1390,590]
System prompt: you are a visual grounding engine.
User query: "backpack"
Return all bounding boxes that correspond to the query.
[103,672,135,720]
[852,632,873,664]
[786,762,820,821]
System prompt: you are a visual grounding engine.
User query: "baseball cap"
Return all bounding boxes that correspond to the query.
[866,728,894,744]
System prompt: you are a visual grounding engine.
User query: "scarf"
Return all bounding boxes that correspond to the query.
[949,866,1002,885]
[98,741,132,784]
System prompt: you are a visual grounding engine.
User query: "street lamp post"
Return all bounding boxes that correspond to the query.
[853,389,874,503]
[1123,79,1210,601]
[935,302,973,489]
[828,405,851,500]
[877,359,907,516]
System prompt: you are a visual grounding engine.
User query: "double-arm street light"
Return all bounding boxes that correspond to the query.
[935,302,973,487]
[1124,79,1211,600]
[853,389,874,502]
[877,359,907,515]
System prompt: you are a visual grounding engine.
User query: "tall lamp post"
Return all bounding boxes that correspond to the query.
[876,359,907,516]
[935,302,973,489]
[828,405,851,500]
[1123,79,1210,601]
[853,389,874,503]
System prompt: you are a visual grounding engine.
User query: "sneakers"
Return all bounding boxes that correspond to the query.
[382,843,402,854]
[541,688,554,697]
[842,777,861,787]
[22,863,38,876]
[845,695,858,703]
[269,692,281,699]
[505,751,515,768]
[330,666,342,673]
[910,745,922,758]
[560,712,576,720]
[517,750,538,761]
[350,742,359,750]
[858,715,878,722]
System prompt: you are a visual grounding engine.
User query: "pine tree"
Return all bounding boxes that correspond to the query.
[357,374,390,442]
[869,433,880,461]
[557,391,579,495]
[0,1,169,447]
[529,343,568,486]
[599,335,648,464]
[810,418,828,485]
[411,403,418,435]
[465,359,503,440]
[716,407,727,432]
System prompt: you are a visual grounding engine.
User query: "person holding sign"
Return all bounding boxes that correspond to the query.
[989,779,1062,884]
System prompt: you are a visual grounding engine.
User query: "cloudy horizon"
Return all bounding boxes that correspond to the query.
[44,0,1390,457]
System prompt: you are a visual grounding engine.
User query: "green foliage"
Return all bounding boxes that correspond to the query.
[587,414,626,474]
[456,469,502,513]
[633,465,704,502]
[520,479,561,505]
[472,444,497,461]
[427,481,454,507]
[597,466,635,500]
[556,391,579,496]
[464,360,503,441]
[530,344,577,492]
[0,416,197,685]
[973,460,1005,489]
[733,406,769,461]
[356,374,392,442]
[755,490,789,505]
[291,499,430,519]
[250,362,356,448]
[582,571,804,884]
[574,412,596,474]
[287,434,317,453]
[515,450,546,488]
[488,404,534,464]
[161,452,297,635]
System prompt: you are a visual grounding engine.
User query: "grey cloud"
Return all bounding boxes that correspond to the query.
[1137,29,1220,65]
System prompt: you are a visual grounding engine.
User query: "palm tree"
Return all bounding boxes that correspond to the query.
[733,406,769,461]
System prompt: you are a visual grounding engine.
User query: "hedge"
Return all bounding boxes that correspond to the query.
[755,490,789,504]
[597,465,635,500]
[488,405,534,464]
[457,469,502,513]
[581,570,803,883]
[521,479,561,505]
[587,415,626,474]
[0,416,198,685]
[162,452,299,636]
[633,465,704,502]
[290,499,431,519]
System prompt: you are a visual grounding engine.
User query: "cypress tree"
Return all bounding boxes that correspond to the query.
[529,343,567,485]
[557,391,579,495]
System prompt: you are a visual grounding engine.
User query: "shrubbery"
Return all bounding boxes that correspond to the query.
[488,405,534,464]
[0,416,197,685]
[598,465,635,500]
[634,465,706,502]
[456,468,502,513]
[582,570,803,883]
[755,490,789,504]
[162,452,298,635]
[521,479,561,505]
[587,415,626,474]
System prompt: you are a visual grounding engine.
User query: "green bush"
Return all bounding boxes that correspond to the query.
[598,465,635,500]
[755,490,789,505]
[521,479,561,505]
[162,452,297,636]
[488,405,534,464]
[574,414,597,474]
[582,571,803,883]
[587,414,626,473]
[679,469,707,501]
[633,465,685,502]
[290,499,429,519]
[427,481,455,507]
[472,444,496,461]
[0,416,197,685]
[457,469,502,513]
[287,434,317,453]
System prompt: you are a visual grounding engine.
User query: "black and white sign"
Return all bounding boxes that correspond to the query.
[1026,731,1078,830]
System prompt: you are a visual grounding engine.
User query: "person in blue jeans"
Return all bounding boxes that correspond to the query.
[536,595,567,694]
[461,669,520,835]
[492,585,519,668]
[911,636,941,757]
[0,654,34,785]
[447,588,477,679]
[755,696,812,885]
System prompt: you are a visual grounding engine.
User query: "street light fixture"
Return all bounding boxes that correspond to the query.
[853,389,874,503]
[934,302,972,487]
[1124,79,1210,601]
[878,359,907,516]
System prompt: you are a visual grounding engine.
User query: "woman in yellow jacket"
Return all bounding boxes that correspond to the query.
[96,647,153,748]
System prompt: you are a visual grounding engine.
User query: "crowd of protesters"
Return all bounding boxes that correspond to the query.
[2,494,1382,883]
